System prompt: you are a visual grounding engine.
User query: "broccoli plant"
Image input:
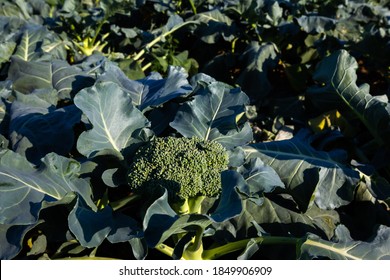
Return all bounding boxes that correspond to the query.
[127,136,230,259]
[126,136,301,260]
[128,136,229,215]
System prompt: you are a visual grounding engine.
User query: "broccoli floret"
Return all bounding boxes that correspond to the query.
[127,136,229,214]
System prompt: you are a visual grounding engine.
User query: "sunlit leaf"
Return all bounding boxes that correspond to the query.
[170,80,253,149]
[74,81,151,158]
[243,130,360,210]
[307,50,390,146]
[0,150,95,225]
[300,225,390,260]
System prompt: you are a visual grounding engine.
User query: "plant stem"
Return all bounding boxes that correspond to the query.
[202,236,299,260]
[182,226,204,260]
[91,18,107,47]
[188,0,197,14]
[141,62,153,72]
[110,193,142,211]
[155,243,185,259]
[132,21,197,61]
[188,195,206,214]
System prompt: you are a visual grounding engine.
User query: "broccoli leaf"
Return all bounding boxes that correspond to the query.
[300,225,390,260]
[0,42,16,66]
[170,81,253,149]
[191,9,237,43]
[210,170,244,223]
[68,196,113,248]
[307,49,390,147]
[236,158,285,206]
[243,129,360,211]
[143,171,244,248]
[215,196,340,245]
[9,96,81,165]
[0,150,95,225]
[14,25,67,61]
[0,223,37,259]
[98,63,192,111]
[143,189,180,248]
[68,195,142,248]
[8,56,95,99]
[74,81,151,159]
[237,42,279,100]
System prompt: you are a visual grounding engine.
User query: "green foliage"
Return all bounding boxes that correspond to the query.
[0,0,389,261]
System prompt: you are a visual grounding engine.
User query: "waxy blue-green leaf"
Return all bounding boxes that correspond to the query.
[68,195,142,248]
[300,225,390,260]
[236,158,284,206]
[216,195,340,243]
[0,42,16,66]
[0,0,31,19]
[74,81,151,158]
[243,130,360,210]
[0,223,37,259]
[107,212,143,243]
[0,150,95,225]
[14,25,67,61]
[170,81,253,149]
[98,63,192,111]
[191,10,237,43]
[210,170,244,223]
[237,42,279,99]
[68,196,113,248]
[307,50,390,146]
[143,189,179,247]
[297,15,336,34]
[129,237,148,260]
[8,56,95,99]
[143,171,244,248]
[136,66,192,111]
[9,96,82,164]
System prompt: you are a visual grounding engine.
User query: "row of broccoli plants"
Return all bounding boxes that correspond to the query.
[0,0,389,259]
[1,49,389,259]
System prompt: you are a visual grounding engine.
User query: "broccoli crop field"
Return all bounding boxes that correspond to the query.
[0,0,390,260]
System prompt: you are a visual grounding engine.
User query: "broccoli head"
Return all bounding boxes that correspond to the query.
[127,136,229,214]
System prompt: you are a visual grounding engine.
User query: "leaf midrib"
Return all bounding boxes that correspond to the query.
[204,91,223,141]
[244,146,339,168]
[305,239,361,260]
[0,171,62,200]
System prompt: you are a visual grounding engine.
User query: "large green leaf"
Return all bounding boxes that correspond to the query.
[243,130,360,210]
[237,42,279,100]
[307,50,390,146]
[0,0,31,19]
[68,196,115,248]
[142,189,179,248]
[98,63,192,111]
[0,150,95,225]
[0,223,37,259]
[216,195,340,244]
[74,81,151,158]
[9,96,81,164]
[210,170,244,223]
[236,158,285,205]
[191,10,237,43]
[7,56,95,99]
[143,171,243,248]
[300,225,390,260]
[135,66,192,111]
[170,81,253,149]
[0,42,16,66]
[297,15,336,34]
[14,26,67,61]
